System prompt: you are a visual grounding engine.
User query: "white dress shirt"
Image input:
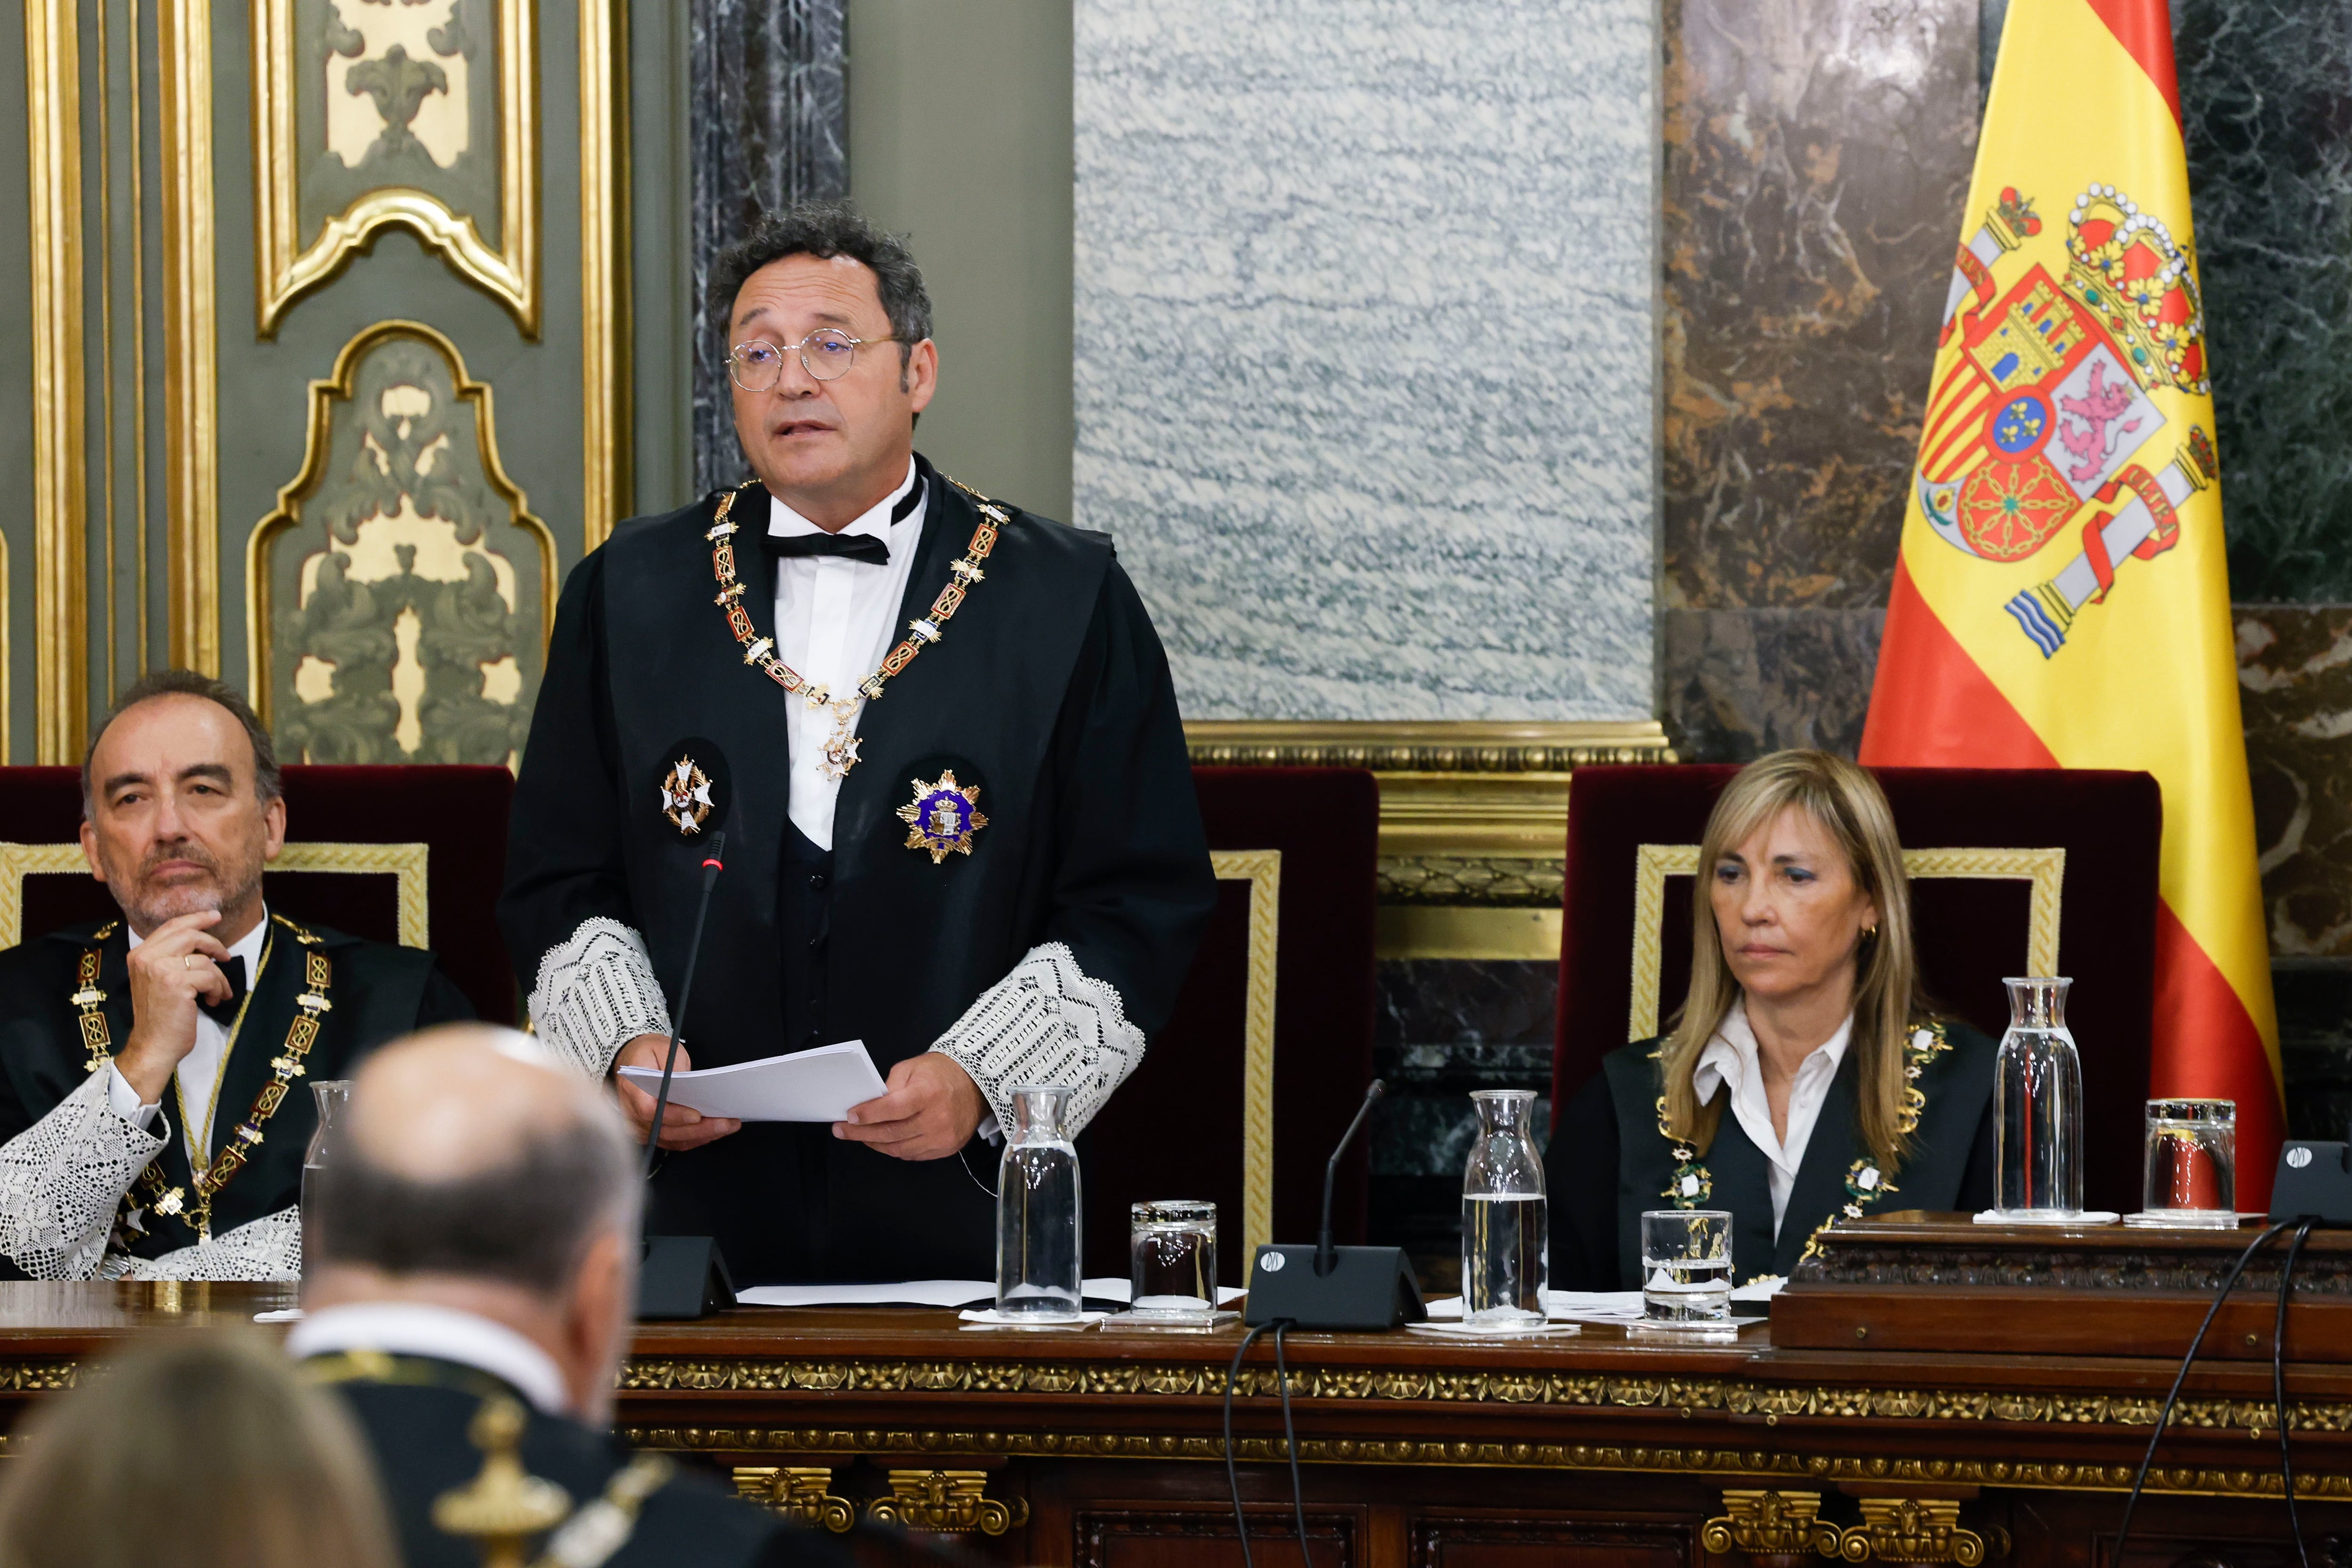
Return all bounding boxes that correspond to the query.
[287,1301,570,1416]
[111,909,273,1155]
[769,459,925,849]
[1692,1000,1853,1241]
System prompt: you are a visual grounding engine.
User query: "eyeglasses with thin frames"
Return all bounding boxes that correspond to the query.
[727,329,901,389]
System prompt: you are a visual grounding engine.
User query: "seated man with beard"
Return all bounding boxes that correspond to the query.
[0,670,472,1280]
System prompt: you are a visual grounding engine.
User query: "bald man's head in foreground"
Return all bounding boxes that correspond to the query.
[305,1025,641,1421]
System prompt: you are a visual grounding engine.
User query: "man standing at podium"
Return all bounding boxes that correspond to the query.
[501,201,1215,1283]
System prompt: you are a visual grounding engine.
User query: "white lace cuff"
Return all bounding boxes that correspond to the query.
[0,1069,168,1281]
[118,1205,301,1282]
[930,942,1145,1139]
[528,917,672,1078]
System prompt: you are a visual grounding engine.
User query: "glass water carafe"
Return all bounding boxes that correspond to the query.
[996,1085,1082,1319]
[1461,1089,1547,1325]
[1994,976,2084,1216]
[300,1079,354,1288]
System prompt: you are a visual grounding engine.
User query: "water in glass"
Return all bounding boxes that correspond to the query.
[300,1079,353,1290]
[1460,1089,1546,1325]
[1129,1199,1217,1318]
[1994,976,2084,1216]
[2144,1097,2235,1219]
[1640,1209,1732,1322]
[996,1085,1082,1319]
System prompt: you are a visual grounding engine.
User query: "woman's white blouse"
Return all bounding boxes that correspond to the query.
[1691,1001,1854,1241]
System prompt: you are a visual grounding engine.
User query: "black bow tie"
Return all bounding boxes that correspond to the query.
[198,956,248,1028]
[763,530,890,566]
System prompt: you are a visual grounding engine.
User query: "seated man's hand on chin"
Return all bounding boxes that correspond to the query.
[835,1053,985,1162]
[612,1034,742,1150]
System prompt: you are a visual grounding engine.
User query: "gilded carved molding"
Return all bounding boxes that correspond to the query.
[1212,849,1281,1260]
[0,839,430,950]
[867,1470,1027,1536]
[24,0,84,764]
[250,0,539,335]
[249,321,555,765]
[578,0,630,549]
[1702,1489,1841,1557]
[732,1467,855,1533]
[1629,846,2066,1041]
[160,0,219,675]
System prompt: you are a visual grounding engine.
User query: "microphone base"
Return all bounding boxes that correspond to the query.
[2273,1140,2352,1224]
[637,1235,738,1320]
[1243,1244,1425,1331]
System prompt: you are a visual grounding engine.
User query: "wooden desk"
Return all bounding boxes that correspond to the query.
[0,1279,2337,1565]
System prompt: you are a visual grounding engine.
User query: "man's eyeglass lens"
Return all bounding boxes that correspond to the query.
[730,331,863,388]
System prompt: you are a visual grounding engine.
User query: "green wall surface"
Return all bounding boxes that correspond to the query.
[847,0,1075,522]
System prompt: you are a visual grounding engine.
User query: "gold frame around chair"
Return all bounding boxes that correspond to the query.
[1210,849,1281,1260]
[0,842,431,950]
[1626,845,2066,1042]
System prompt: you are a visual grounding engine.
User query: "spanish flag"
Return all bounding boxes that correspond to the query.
[1859,0,2283,1199]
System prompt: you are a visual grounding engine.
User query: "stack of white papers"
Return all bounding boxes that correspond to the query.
[617,1041,886,1123]
[736,1279,1249,1309]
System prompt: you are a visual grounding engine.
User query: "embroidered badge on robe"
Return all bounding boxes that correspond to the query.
[898,771,988,863]
[655,738,732,838]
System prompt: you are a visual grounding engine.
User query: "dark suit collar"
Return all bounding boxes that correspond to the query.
[1775,1048,1866,1275]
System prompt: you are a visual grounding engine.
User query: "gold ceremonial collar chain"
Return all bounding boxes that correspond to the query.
[75,915,334,1244]
[705,473,1007,781]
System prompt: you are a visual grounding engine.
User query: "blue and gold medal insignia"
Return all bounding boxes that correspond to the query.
[898,771,988,863]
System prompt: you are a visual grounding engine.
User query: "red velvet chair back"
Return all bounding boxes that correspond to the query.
[1082,768,1379,1284]
[0,765,515,1023]
[1553,765,2161,1216]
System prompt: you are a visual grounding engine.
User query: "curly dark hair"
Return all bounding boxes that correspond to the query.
[713,200,933,377]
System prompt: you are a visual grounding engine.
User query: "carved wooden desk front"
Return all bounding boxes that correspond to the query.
[0,1280,2332,1566]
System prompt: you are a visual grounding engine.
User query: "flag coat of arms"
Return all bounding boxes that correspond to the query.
[1861,0,2283,1196]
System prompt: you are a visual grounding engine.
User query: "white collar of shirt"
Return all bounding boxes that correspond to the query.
[116,908,273,1143]
[1692,1000,1853,1241]
[287,1302,572,1417]
[767,459,927,850]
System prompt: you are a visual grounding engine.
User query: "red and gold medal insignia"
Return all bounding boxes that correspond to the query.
[898,771,988,864]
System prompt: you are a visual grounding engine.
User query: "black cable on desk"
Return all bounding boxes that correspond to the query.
[2113,1219,2293,1565]
[1224,1322,1274,1568]
[1273,1321,1315,1568]
[2275,1217,2316,1568]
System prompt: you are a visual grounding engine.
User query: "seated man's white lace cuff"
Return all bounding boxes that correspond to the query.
[528,917,672,1078]
[930,942,1145,1140]
[117,1205,301,1283]
[0,1069,167,1281]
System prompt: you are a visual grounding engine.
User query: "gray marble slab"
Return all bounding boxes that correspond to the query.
[1073,0,1658,720]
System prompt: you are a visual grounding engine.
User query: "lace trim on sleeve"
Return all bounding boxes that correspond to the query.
[116,1205,301,1283]
[527,917,672,1078]
[930,942,1145,1139]
[0,1069,167,1282]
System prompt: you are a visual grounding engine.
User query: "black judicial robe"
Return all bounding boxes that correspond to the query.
[308,1352,844,1568]
[1547,1021,1998,1289]
[0,916,472,1266]
[500,454,1217,1283]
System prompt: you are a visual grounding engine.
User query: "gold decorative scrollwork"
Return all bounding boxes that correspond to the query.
[1836,1499,2007,1566]
[250,0,538,334]
[866,1471,1026,1536]
[733,1467,853,1533]
[1700,1489,1840,1557]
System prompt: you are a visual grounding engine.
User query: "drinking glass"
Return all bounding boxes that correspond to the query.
[2138,1098,2236,1227]
[1640,1209,1732,1323]
[995,1085,1082,1319]
[1993,976,2085,1217]
[300,1079,353,1290]
[1460,1089,1547,1326]
[1128,1199,1218,1320]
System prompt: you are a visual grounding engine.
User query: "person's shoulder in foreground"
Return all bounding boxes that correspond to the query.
[293,1022,843,1567]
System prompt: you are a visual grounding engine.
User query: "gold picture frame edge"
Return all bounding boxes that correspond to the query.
[0,840,432,950]
[245,319,559,736]
[1626,844,2068,1042]
[251,0,540,337]
[1211,847,1280,1263]
[26,0,86,764]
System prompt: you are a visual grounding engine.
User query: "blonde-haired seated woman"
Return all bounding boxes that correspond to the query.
[1547,750,1998,1289]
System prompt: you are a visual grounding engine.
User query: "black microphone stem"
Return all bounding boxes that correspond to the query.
[643,832,726,1180]
[1318,1079,1385,1276]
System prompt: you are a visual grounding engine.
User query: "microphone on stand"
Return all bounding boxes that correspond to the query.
[1245,1077,1424,1330]
[641,832,725,1179]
